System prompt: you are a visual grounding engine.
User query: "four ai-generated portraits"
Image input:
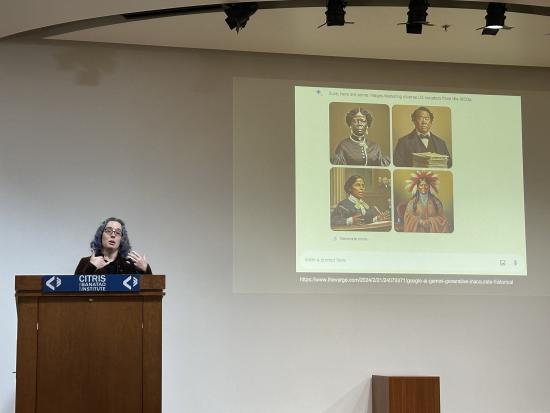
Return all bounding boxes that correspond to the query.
[329,102,454,233]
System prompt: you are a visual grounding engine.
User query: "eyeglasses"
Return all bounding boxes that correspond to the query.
[104,227,122,237]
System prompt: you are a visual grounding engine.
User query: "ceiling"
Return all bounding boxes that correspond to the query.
[3,0,550,67]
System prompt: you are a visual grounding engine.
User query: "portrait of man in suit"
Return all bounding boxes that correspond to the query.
[393,106,452,168]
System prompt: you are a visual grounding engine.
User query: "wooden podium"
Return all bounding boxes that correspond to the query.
[15,275,165,413]
[372,375,440,413]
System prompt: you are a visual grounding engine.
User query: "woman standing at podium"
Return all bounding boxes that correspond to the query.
[74,217,152,274]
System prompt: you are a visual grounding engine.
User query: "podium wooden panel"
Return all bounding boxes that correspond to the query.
[372,375,440,413]
[15,275,165,413]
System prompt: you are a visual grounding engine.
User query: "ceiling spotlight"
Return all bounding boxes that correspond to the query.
[224,3,258,32]
[318,0,354,28]
[399,0,434,34]
[478,3,512,35]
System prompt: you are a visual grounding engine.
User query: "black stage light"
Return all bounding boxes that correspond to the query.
[318,0,353,28]
[224,3,258,32]
[399,0,433,34]
[478,3,512,36]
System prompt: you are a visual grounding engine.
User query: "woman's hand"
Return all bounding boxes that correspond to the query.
[419,219,431,231]
[351,214,365,225]
[377,210,390,221]
[127,250,148,272]
[89,250,111,269]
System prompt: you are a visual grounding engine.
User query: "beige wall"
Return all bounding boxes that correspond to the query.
[0,40,549,413]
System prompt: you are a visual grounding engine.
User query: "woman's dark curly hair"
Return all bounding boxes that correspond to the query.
[344,175,365,194]
[345,108,374,128]
[90,217,132,257]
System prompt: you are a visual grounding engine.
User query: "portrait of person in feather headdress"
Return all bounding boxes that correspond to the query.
[403,170,451,233]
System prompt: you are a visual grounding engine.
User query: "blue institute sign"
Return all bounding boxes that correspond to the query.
[42,274,141,293]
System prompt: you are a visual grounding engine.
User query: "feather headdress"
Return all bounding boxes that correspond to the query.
[405,170,439,195]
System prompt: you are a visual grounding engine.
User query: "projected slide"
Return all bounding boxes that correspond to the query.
[295,86,526,276]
